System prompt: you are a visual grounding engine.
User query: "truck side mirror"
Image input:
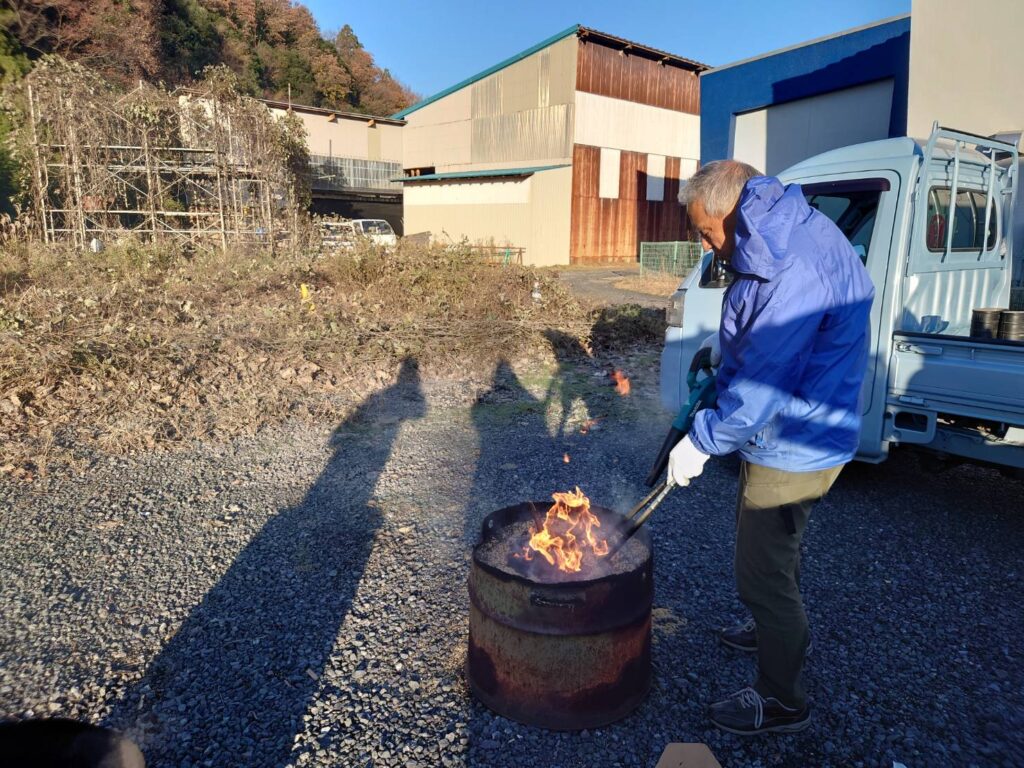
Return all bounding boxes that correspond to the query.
[699,252,733,289]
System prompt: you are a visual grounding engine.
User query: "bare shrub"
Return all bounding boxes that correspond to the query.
[0,238,600,476]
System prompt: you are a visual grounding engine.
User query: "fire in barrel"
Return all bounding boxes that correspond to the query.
[467,488,653,730]
[516,487,609,572]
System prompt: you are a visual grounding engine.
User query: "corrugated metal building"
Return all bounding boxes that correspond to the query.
[393,25,706,265]
[263,100,406,232]
[699,15,911,174]
[698,0,1024,283]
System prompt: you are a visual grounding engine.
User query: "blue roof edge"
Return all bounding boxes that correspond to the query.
[391,164,570,183]
[391,24,580,119]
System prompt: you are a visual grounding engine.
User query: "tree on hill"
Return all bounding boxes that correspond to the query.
[333,24,416,116]
[1,0,417,114]
[3,0,162,82]
[159,0,224,85]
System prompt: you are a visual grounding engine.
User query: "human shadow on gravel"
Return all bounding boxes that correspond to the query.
[464,359,550,545]
[463,348,625,542]
[542,329,626,446]
[107,357,426,767]
[462,358,553,758]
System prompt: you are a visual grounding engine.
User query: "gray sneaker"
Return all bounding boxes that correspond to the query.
[719,618,757,652]
[718,618,813,654]
[708,687,811,735]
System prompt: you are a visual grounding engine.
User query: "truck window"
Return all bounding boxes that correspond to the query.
[925,187,996,252]
[801,178,887,264]
[359,220,394,235]
[696,177,887,287]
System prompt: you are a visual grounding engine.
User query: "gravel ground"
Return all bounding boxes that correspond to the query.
[554,266,671,309]
[2,348,1022,768]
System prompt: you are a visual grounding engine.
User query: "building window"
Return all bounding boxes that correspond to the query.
[646,154,665,201]
[599,147,621,199]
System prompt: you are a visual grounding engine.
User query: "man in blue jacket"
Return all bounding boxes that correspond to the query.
[671,160,875,735]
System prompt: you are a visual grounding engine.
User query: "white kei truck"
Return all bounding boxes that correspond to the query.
[660,125,1024,473]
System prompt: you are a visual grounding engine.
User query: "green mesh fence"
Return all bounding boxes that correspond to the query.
[639,241,704,277]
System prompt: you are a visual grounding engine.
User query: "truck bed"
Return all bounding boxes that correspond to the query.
[889,331,1024,425]
[886,331,1024,469]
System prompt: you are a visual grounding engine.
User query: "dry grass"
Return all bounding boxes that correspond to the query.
[612,272,684,298]
[1,238,603,476]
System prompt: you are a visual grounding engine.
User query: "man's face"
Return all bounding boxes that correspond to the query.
[688,200,737,260]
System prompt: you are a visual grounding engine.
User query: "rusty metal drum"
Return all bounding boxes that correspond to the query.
[467,501,653,730]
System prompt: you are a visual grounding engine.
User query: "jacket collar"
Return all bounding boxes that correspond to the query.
[729,176,811,280]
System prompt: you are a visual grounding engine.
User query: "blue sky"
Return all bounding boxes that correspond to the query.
[304,0,910,100]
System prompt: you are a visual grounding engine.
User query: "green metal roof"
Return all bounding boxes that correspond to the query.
[392,164,570,183]
[391,25,580,119]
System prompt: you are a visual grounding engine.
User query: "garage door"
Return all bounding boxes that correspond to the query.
[729,79,895,175]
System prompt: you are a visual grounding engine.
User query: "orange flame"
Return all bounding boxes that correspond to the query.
[524,487,609,573]
[611,369,631,396]
[563,453,571,463]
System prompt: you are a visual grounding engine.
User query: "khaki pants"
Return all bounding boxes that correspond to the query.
[735,460,843,709]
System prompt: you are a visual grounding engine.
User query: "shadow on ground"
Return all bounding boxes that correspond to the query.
[106,358,426,766]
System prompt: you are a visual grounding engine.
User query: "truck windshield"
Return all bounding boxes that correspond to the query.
[359,220,394,235]
[802,178,888,263]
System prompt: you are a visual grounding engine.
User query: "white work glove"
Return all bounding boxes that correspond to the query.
[700,332,722,368]
[668,435,710,487]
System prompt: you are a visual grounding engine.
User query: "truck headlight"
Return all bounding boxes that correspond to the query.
[666,289,686,328]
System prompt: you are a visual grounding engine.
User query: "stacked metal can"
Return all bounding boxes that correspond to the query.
[998,310,1024,341]
[971,308,1004,339]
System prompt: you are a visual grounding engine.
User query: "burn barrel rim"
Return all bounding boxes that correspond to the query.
[472,501,651,588]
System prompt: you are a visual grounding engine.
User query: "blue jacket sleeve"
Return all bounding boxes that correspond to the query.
[688,274,826,456]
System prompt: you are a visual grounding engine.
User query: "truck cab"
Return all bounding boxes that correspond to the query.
[661,126,1024,470]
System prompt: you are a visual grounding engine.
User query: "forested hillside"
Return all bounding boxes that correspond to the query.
[0,0,418,115]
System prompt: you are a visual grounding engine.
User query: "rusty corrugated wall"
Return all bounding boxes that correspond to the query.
[570,145,690,264]
[576,36,700,114]
[569,39,700,264]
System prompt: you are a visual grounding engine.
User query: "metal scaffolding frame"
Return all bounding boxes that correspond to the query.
[24,72,303,253]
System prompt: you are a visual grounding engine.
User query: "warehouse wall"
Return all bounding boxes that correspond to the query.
[570,41,701,264]
[403,177,531,250]
[402,89,473,171]
[730,79,895,175]
[574,91,700,161]
[570,144,689,263]
[267,107,403,163]
[402,34,577,173]
[907,0,1024,138]
[576,37,700,114]
[377,123,404,163]
[402,166,572,266]
[528,165,573,266]
[699,16,910,165]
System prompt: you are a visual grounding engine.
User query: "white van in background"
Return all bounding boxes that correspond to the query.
[319,219,398,250]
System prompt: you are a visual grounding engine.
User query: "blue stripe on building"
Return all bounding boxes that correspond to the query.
[700,16,911,164]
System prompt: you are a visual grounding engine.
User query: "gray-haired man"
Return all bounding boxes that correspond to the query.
[670,160,874,734]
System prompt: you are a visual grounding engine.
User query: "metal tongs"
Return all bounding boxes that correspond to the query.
[607,348,718,557]
[606,478,677,556]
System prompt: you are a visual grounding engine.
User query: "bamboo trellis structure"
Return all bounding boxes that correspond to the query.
[21,61,308,253]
